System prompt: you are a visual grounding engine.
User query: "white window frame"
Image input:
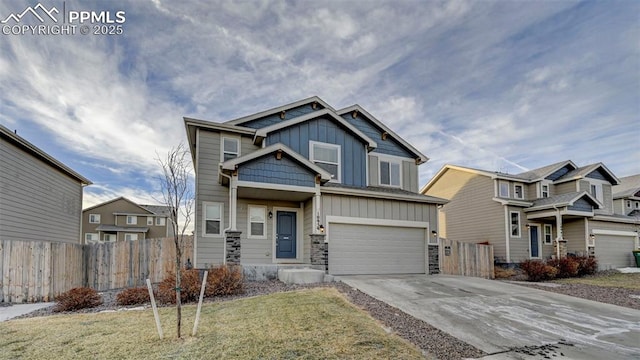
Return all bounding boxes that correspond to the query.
[221,136,240,162]
[543,224,553,245]
[513,183,524,199]
[147,217,154,226]
[89,214,101,224]
[125,233,139,241]
[156,217,166,226]
[499,181,510,197]
[247,205,267,239]
[510,211,521,238]
[85,233,99,242]
[539,181,550,198]
[626,200,631,208]
[203,201,224,237]
[126,215,137,225]
[378,155,402,187]
[103,234,116,242]
[309,141,341,183]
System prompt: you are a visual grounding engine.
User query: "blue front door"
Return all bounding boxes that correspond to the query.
[530,226,540,258]
[276,211,296,259]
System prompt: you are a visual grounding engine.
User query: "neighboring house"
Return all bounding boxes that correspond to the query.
[612,174,640,217]
[82,197,173,243]
[422,160,640,270]
[0,125,91,244]
[184,96,446,275]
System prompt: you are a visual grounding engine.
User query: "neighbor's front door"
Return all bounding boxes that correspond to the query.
[276,211,297,259]
[530,225,540,258]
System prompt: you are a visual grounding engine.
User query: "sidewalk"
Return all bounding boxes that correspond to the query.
[0,302,54,322]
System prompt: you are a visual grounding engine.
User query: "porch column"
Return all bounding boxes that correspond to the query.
[313,189,322,234]
[230,176,238,231]
[554,208,567,259]
[310,233,327,272]
[225,230,242,265]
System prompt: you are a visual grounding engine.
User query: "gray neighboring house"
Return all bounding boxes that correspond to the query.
[613,174,640,217]
[185,96,446,276]
[0,125,91,244]
[422,160,639,270]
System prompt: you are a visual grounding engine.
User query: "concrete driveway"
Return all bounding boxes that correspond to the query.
[339,274,640,359]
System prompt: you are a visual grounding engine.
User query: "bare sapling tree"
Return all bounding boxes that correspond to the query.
[157,142,194,339]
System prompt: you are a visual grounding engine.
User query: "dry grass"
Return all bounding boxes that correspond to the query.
[0,288,424,360]
[556,272,640,290]
[494,267,517,279]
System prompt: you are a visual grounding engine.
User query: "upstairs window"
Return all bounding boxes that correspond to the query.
[222,137,239,162]
[541,184,549,198]
[543,224,553,245]
[510,211,521,237]
[147,217,154,226]
[204,202,223,236]
[379,159,401,187]
[126,215,137,225]
[499,181,510,197]
[156,217,166,226]
[514,184,524,199]
[310,141,341,182]
[89,214,101,224]
[590,184,603,203]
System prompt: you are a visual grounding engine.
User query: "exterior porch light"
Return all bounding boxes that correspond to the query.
[319,224,325,233]
[280,110,286,119]
[589,233,595,242]
[526,224,531,229]
[268,211,273,219]
[431,230,438,237]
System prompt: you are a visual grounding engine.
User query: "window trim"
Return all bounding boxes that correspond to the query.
[103,233,116,242]
[85,233,99,242]
[378,156,402,188]
[221,136,240,162]
[510,211,521,238]
[126,215,137,225]
[89,214,101,224]
[543,224,553,245]
[539,181,550,198]
[147,217,154,226]
[309,141,341,183]
[156,217,166,226]
[125,233,139,241]
[513,183,524,200]
[203,201,224,237]
[499,181,510,198]
[247,205,267,239]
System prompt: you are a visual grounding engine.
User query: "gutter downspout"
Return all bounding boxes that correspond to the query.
[219,167,234,265]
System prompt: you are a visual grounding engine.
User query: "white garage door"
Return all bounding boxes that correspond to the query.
[595,234,636,270]
[329,223,426,275]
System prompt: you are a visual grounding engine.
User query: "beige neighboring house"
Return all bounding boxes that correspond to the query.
[613,174,640,217]
[1,125,91,244]
[82,197,173,243]
[422,160,639,270]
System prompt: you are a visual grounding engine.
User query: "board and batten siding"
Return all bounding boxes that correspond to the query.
[424,170,507,261]
[239,103,321,129]
[1,139,83,243]
[265,117,367,187]
[341,114,413,158]
[237,154,316,187]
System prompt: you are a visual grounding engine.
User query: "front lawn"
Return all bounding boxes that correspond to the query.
[0,288,425,360]
[555,271,640,290]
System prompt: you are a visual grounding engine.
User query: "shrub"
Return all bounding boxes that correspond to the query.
[53,287,103,312]
[116,287,151,306]
[547,257,579,279]
[205,265,244,297]
[575,256,598,276]
[520,260,558,282]
[157,269,202,304]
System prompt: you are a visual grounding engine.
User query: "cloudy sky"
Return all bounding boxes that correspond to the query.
[1,0,638,208]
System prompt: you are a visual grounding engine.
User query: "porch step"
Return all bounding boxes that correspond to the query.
[278,268,326,284]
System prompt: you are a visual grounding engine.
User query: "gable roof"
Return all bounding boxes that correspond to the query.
[553,162,620,185]
[337,104,429,164]
[613,174,640,199]
[221,143,332,182]
[140,204,172,216]
[83,196,156,214]
[1,124,91,185]
[253,108,378,150]
[224,96,334,126]
[420,164,528,193]
[514,160,577,181]
[524,191,602,212]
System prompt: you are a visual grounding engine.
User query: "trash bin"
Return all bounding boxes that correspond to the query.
[633,250,640,267]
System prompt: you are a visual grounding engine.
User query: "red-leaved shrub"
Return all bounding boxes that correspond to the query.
[116,287,151,306]
[547,257,579,278]
[520,260,558,282]
[205,265,244,297]
[575,256,598,276]
[53,287,103,312]
[157,269,202,304]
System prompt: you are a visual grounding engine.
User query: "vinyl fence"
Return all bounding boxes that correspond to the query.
[0,237,193,303]
[439,238,495,279]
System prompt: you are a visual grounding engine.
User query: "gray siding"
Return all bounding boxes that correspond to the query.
[265,117,367,187]
[424,171,507,261]
[568,198,594,212]
[0,139,83,244]
[238,154,315,187]
[563,219,587,254]
[239,104,322,129]
[507,207,529,263]
[341,114,413,158]
[555,181,577,194]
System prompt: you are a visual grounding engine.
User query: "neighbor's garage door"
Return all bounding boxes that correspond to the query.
[329,223,426,275]
[595,234,636,270]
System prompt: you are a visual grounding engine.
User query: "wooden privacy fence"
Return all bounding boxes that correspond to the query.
[439,238,495,279]
[85,236,193,291]
[0,239,84,303]
[0,237,193,303]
